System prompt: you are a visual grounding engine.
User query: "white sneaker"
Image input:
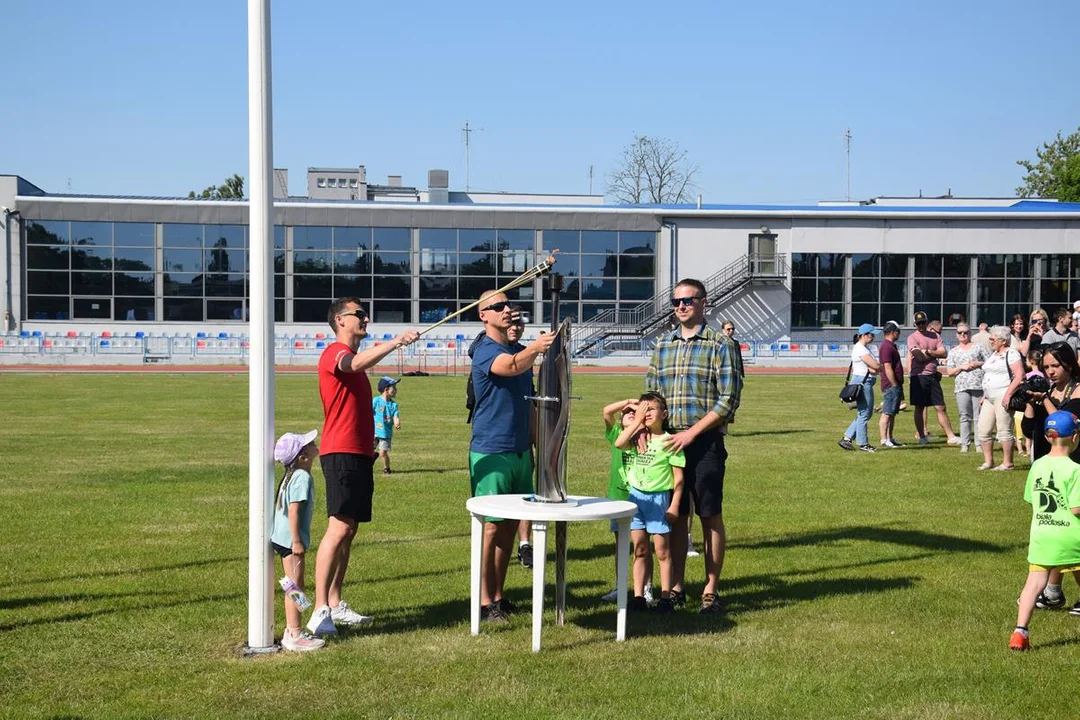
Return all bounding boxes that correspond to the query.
[947,436,962,445]
[601,588,619,603]
[330,601,373,626]
[686,544,701,558]
[281,627,325,652]
[305,605,337,636]
[960,445,970,453]
[643,583,655,605]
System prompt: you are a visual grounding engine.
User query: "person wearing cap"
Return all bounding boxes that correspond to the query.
[906,311,961,446]
[470,290,556,623]
[1010,410,1080,651]
[877,321,905,448]
[941,322,987,453]
[646,277,742,615]
[373,376,402,475]
[307,297,420,637]
[838,323,882,452]
[270,430,324,652]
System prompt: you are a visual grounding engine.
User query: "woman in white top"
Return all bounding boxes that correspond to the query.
[977,325,1025,470]
[838,323,882,452]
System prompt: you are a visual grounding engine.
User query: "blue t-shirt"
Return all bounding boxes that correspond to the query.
[270,468,314,550]
[372,396,399,439]
[470,336,532,454]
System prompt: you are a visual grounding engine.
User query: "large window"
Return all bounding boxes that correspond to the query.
[26,220,156,321]
[1039,255,1080,315]
[851,254,907,326]
[914,254,970,326]
[539,230,656,323]
[791,253,844,327]
[976,254,1033,327]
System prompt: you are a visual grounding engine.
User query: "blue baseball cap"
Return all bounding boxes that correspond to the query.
[1045,411,1079,438]
[377,376,400,393]
[856,323,882,336]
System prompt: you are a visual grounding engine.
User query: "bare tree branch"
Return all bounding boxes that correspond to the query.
[607,135,698,204]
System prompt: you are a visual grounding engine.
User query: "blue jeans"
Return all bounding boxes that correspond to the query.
[844,375,876,447]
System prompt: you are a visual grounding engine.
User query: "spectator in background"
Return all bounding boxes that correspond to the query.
[907,311,961,445]
[971,322,992,353]
[1023,308,1050,356]
[1073,300,1080,325]
[878,321,905,448]
[838,323,881,453]
[721,321,745,379]
[977,325,1025,471]
[928,319,944,335]
[1009,315,1028,352]
[1041,307,1080,353]
[942,323,987,453]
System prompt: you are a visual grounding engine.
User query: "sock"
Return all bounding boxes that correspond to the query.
[1014,626,1029,637]
[1045,584,1063,599]
[519,542,530,550]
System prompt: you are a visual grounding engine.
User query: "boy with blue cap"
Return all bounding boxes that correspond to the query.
[1011,410,1080,650]
[373,376,401,475]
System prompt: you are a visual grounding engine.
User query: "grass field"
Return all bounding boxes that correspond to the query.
[2,370,1077,719]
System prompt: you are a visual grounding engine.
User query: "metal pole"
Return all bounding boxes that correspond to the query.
[246,0,276,653]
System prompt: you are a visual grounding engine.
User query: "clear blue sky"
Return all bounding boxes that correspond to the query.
[3,0,1078,203]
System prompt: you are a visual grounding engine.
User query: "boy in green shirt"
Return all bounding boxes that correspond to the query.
[615,392,685,614]
[1011,410,1080,650]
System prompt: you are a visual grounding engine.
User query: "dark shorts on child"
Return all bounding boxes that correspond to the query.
[881,385,904,416]
[677,428,727,518]
[321,452,375,522]
[272,542,292,558]
[910,374,945,407]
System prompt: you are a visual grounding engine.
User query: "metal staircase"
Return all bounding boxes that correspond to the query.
[570,254,788,358]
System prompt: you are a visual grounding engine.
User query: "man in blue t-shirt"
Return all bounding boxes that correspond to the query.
[469,290,555,623]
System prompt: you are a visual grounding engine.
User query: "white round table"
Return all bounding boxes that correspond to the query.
[466,494,637,652]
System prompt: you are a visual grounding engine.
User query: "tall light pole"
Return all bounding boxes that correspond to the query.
[245,0,276,654]
[844,128,853,201]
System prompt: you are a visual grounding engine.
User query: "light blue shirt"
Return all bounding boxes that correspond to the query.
[270,468,314,550]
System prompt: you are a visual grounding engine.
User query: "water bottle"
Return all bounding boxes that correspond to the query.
[279,576,312,611]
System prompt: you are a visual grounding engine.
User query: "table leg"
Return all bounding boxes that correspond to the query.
[531,520,548,653]
[615,518,628,641]
[470,513,482,636]
[555,520,567,626]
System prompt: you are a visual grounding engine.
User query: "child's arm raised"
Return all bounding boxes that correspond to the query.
[666,466,684,523]
[603,398,637,430]
[614,414,645,450]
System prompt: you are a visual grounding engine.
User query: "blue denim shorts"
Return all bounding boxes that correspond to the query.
[881,385,904,416]
[629,486,673,534]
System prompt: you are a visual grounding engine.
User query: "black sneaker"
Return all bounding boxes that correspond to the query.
[1069,600,1080,617]
[652,597,675,614]
[628,596,649,613]
[699,592,722,614]
[382,468,392,475]
[481,603,509,624]
[858,445,877,453]
[1035,591,1067,610]
[517,544,533,569]
[670,590,686,609]
[497,597,519,615]
[838,438,855,451]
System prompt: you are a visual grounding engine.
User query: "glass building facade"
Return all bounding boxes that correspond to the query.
[792,252,1080,327]
[23,220,656,325]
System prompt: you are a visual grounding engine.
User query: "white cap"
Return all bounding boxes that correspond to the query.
[274,429,318,465]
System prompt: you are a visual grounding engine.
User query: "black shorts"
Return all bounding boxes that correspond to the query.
[910,374,945,408]
[321,452,375,523]
[272,542,292,558]
[677,429,728,519]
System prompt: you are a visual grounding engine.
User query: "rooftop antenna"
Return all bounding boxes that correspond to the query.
[589,165,594,194]
[462,120,484,192]
[844,128,853,201]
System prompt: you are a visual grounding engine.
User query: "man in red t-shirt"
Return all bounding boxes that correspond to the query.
[306,297,419,637]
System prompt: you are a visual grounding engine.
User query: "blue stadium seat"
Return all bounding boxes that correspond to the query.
[100,340,110,347]
[196,332,207,339]
[20,331,30,337]
[134,331,145,338]
[31,330,42,337]
[218,332,228,339]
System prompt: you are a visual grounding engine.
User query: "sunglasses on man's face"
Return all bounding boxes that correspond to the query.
[957,330,970,335]
[481,301,510,313]
[338,309,368,320]
[671,296,702,308]
[1031,319,1045,325]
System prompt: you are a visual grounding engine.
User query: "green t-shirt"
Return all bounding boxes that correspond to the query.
[1024,454,1080,566]
[606,424,631,501]
[626,433,686,493]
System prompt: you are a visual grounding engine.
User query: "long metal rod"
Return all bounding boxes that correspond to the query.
[246,0,275,651]
[418,253,557,336]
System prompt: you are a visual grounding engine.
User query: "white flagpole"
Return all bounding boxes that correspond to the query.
[246,0,276,653]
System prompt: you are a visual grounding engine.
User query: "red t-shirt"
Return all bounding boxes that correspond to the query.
[318,341,374,457]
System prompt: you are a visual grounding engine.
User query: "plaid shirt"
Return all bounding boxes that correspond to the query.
[645,323,742,431]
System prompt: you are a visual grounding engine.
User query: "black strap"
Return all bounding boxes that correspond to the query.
[844,362,853,385]
[1051,380,1077,410]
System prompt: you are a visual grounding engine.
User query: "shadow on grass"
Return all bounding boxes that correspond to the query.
[17,556,245,588]
[0,591,244,633]
[731,429,812,437]
[733,525,1007,554]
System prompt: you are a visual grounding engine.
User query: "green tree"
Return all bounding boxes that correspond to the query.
[188,173,245,199]
[1016,128,1080,200]
[607,135,698,204]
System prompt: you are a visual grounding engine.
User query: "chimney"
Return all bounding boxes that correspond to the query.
[388,175,402,188]
[428,169,449,203]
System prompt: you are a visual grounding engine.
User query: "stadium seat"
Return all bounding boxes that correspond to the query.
[218,332,228,339]
[31,330,42,337]
[196,332,207,339]
[294,341,303,348]
[383,333,393,340]
[101,331,112,338]
[100,340,110,347]
[315,332,326,339]
[315,341,325,349]
[20,331,29,337]
[426,342,437,348]
[196,340,207,349]
[134,331,145,339]
[67,331,77,338]
[43,339,52,348]
[447,342,455,349]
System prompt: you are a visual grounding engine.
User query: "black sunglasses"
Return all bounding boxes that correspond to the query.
[338,309,368,319]
[1031,318,1045,325]
[481,301,510,313]
[671,296,703,308]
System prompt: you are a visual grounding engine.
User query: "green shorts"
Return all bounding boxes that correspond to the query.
[469,450,534,522]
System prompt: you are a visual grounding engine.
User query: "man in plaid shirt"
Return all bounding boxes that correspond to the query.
[645,278,742,614]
